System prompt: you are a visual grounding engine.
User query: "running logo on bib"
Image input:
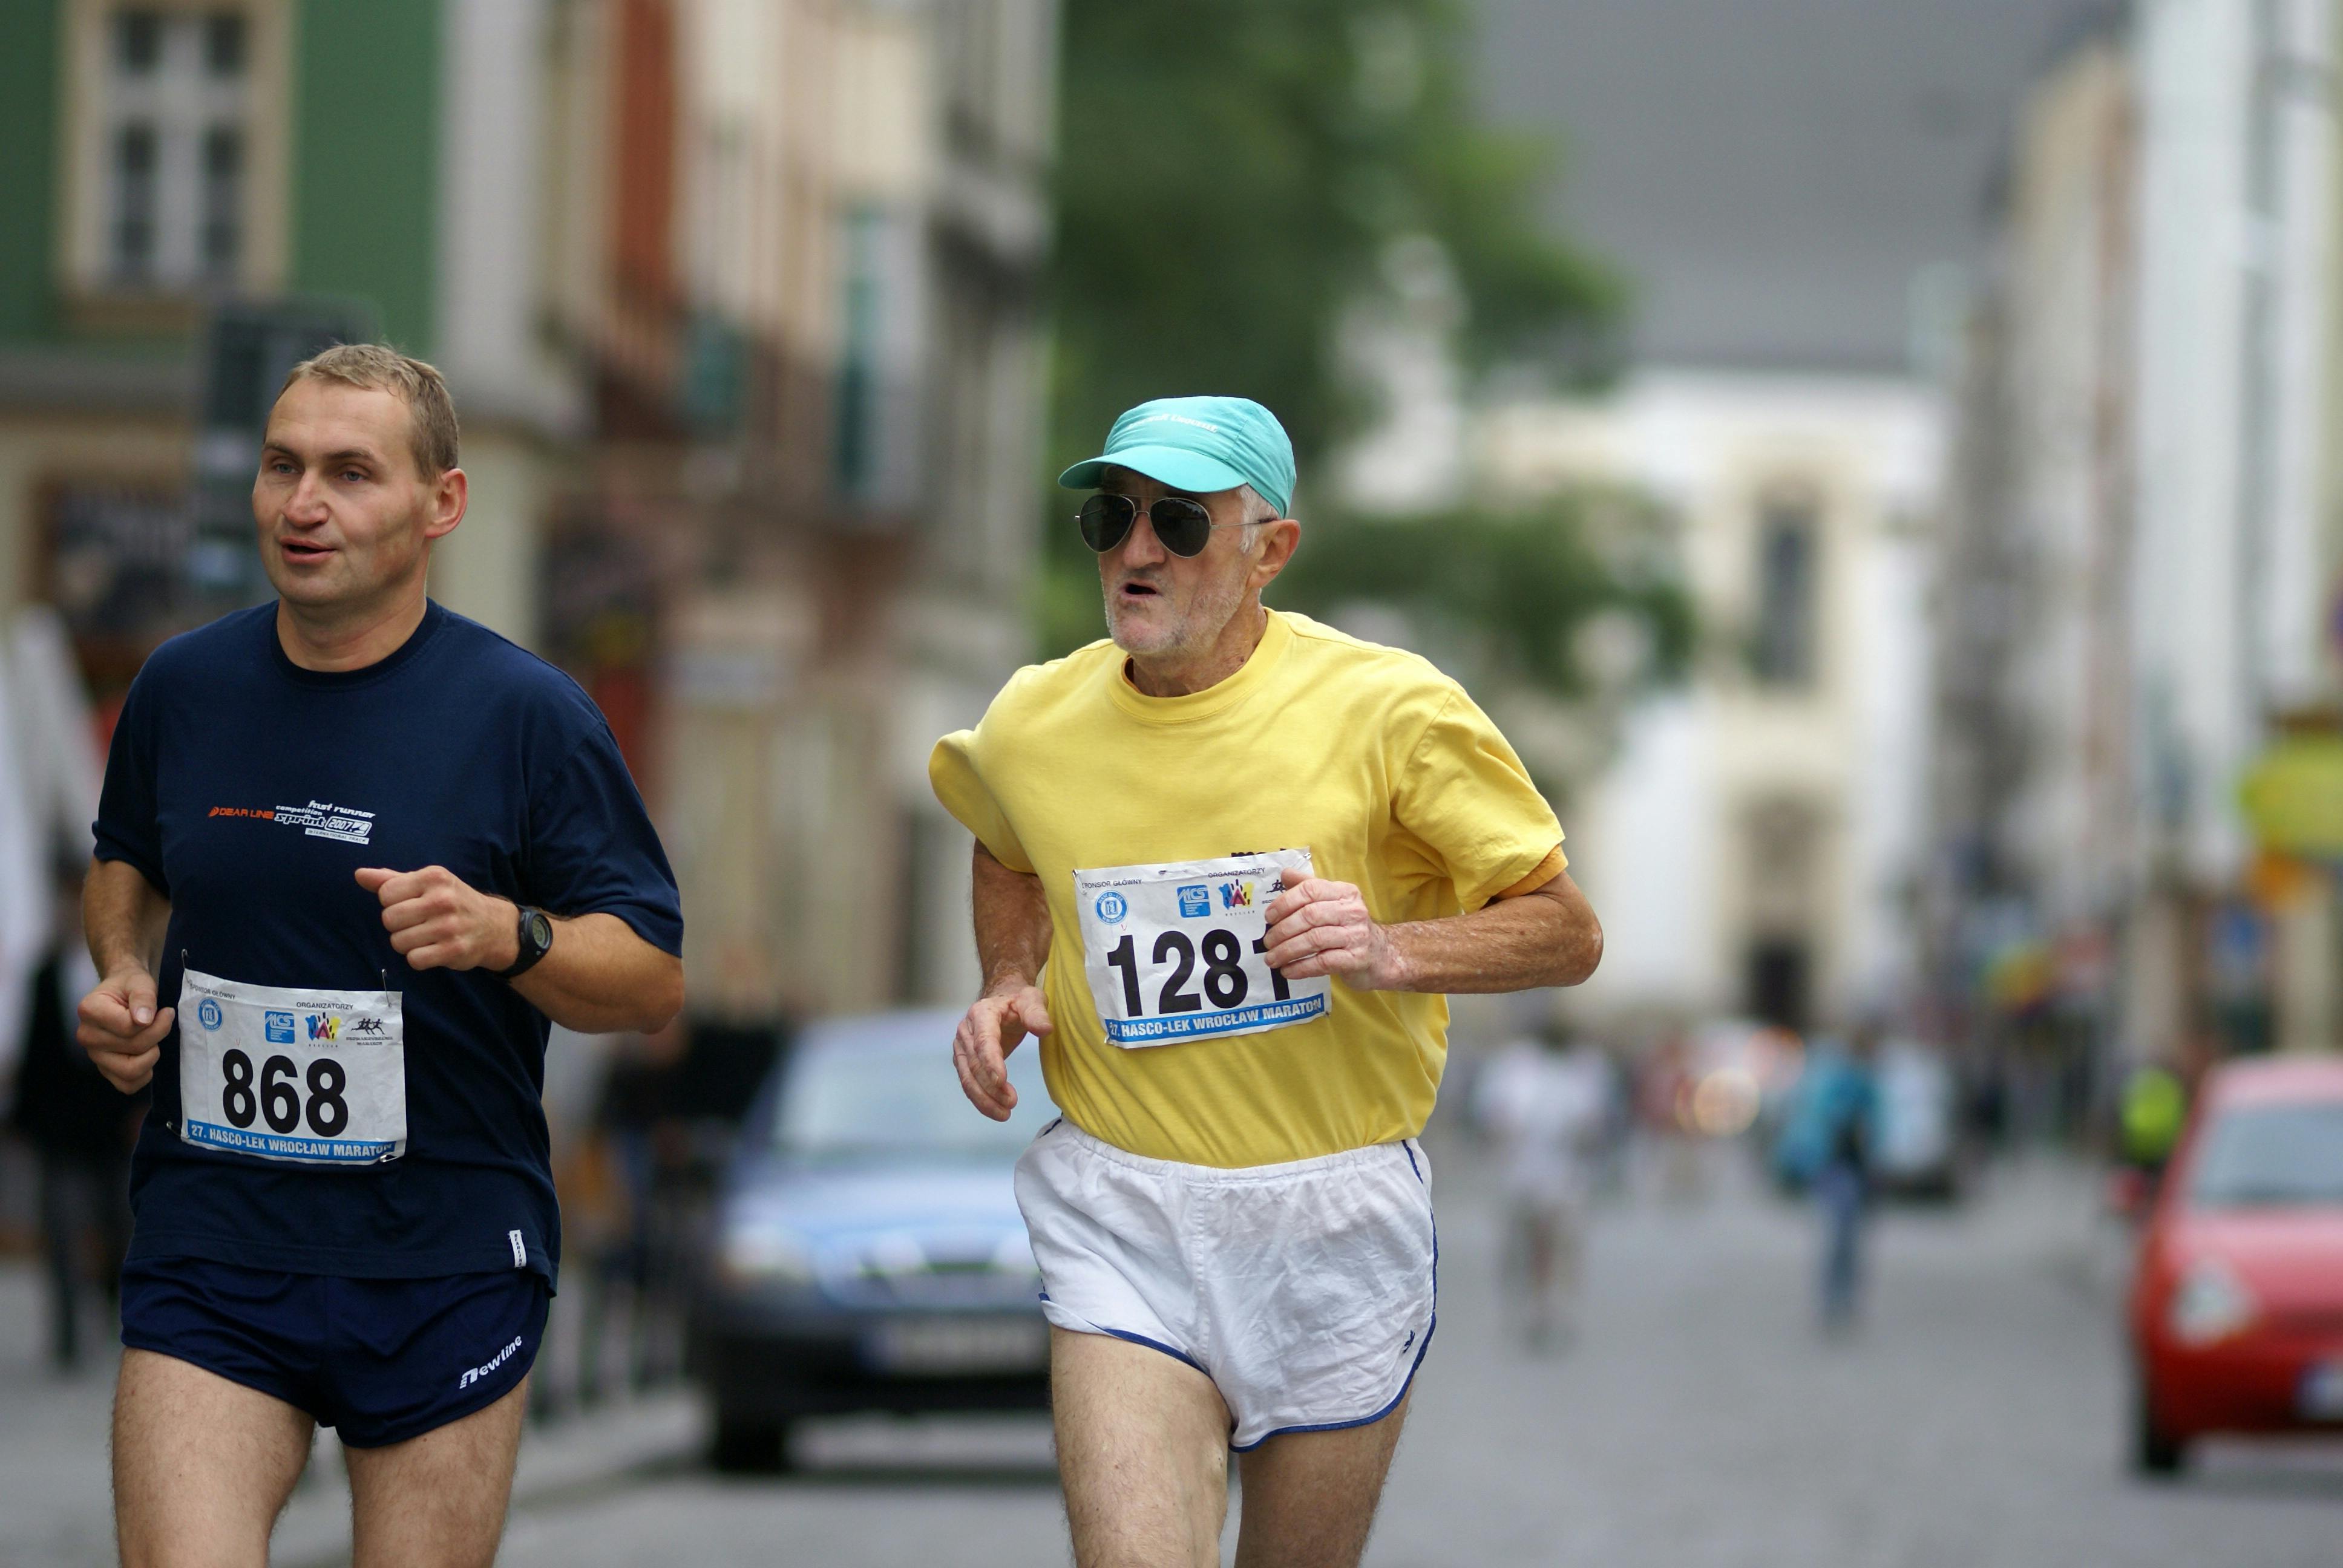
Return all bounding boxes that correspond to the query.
[1074,851,1331,1048]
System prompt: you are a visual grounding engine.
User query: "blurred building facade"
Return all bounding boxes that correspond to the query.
[1925,25,2141,1126]
[554,0,1054,1022]
[0,3,565,693]
[1931,0,2343,1099]
[0,0,1055,1025]
[1476,377,1941,1034]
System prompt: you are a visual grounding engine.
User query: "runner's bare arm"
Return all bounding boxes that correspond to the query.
[1260,863,1602,994]
[952,842,1054,1122]
[353,866,683,1034]
[77,856,177,1093]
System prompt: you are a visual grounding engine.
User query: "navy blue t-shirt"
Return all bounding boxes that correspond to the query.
[94,601,683,1288]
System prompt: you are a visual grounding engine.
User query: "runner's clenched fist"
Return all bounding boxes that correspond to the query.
[356,865,519,972]
[1259,866,1404,988]
[76,965,173,1093]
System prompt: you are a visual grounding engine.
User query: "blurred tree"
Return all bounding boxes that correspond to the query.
[1049,0,1619,469]
[1273,488,1694,803]
[1041,0,1683,776]
[1272,490,1691,702]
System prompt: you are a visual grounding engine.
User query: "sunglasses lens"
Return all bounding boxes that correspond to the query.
[1078,494,1136,553]
[1149,498,1214,557]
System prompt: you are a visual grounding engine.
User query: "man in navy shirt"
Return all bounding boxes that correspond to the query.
[78,344,684,1567]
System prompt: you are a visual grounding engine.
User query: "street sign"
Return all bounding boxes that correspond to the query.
[2238,736,2343,858]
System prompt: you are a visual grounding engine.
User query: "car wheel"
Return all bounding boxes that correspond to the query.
[2131,1373,2186,1477]
[711,1411,796,1474]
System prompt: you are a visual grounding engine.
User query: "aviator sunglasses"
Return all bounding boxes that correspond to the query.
[1076,492,1261,558]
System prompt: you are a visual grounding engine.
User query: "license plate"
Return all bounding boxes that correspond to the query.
[865,1318,1049,1374]
[2300,1361,2343,1421]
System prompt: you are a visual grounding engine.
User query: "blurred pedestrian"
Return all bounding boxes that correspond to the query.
[11,872,142,1369]
[581,1016,690,1396]
[1639,1030,1705,1202]
[1475,1022,1609,1348]
[1812,1027,1883,1331]
[2117,1060,2186,1180]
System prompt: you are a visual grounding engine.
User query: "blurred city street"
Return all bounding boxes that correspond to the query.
[10,1140,2338,1568]
[6,1,2343,1562]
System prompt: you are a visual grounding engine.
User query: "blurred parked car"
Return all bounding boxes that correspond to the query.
[2126,1056,2343,1475]
[689,1009,1057,1470]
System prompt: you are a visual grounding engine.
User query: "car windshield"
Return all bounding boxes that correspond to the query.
[2188,1101,2343,1209]
[772,1031,1054,1163]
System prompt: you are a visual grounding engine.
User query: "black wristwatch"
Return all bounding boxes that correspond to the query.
[495,906,555,980]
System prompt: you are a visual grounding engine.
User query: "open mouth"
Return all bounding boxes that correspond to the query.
[280,538,333,564]
[1118,580,1161,599]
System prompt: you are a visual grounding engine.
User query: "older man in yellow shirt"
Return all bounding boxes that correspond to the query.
[932,395,1602,1568]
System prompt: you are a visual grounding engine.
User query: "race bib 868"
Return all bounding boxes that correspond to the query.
[1073,850,1331,1048]
[178,967,407,1165]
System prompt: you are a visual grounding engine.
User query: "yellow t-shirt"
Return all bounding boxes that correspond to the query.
[929,609,1565,1168]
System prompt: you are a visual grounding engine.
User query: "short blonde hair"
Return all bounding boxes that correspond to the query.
[279,344,460,475]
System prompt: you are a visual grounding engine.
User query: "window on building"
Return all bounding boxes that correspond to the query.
[94,7,252,289]
[834,206,885,497]
[832,204,922,514]
[939,0,1004,154]
[1752,496,1820,687]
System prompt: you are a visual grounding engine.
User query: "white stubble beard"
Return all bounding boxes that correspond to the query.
[1103,563,1253,660]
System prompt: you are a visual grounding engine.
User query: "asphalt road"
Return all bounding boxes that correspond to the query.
[7,1143,2341,1567]
[494,1145,2343,1568]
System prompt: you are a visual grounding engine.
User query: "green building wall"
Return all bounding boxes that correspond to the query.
[0,2,442,354]
[0,3,63,344]
[291,0,441,354]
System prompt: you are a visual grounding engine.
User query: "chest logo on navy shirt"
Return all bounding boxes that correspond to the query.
[207,799,376,847]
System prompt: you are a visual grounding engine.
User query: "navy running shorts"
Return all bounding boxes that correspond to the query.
[120,1258,549,1448]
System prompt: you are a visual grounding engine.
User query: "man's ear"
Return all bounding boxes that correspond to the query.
[1248,516,1302,591]
[423,467,468,543]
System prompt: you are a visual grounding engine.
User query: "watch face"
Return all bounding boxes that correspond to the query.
[526,911,553,953]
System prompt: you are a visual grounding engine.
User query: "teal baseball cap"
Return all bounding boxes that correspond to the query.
[1058,396,1296,518]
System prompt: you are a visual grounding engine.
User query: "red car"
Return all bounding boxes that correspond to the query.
[2127,1056,2343,1474]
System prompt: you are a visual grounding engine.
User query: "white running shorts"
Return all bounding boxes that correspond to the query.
[1013,1118,1437,1449]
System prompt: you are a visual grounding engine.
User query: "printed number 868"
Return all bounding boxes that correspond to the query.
[220,1048,349,1137]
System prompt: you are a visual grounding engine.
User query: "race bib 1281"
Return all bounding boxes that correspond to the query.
[1073,850,1331,1048]
[177,967,407,1165]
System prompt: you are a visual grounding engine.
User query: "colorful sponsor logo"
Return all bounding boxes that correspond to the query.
[305,1014,339,1042]
[196,998,223,1030]
[264,1011,295,1044]
[208,800,373,845]
[1095,891,1128,923]
[1177,884,1210,918]
[1217,880,1254,910]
